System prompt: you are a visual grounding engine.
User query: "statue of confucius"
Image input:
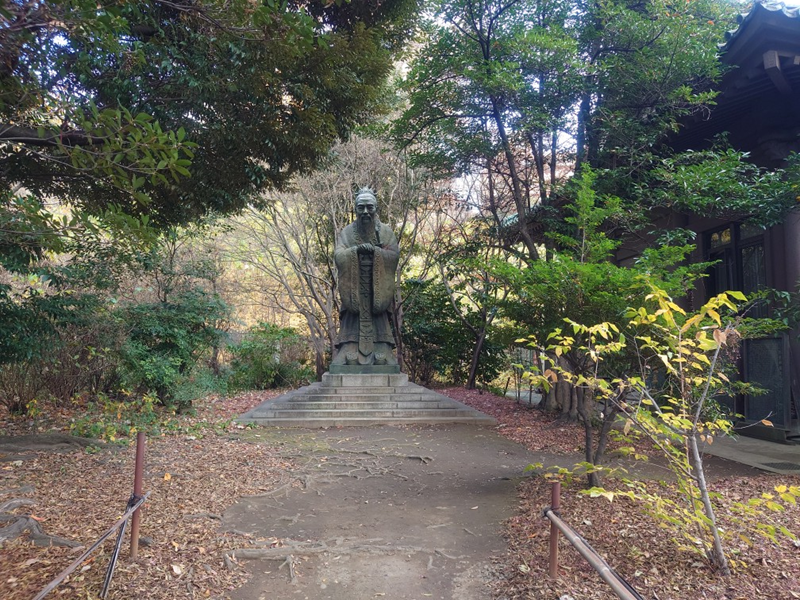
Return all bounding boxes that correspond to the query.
[331,188,399,367]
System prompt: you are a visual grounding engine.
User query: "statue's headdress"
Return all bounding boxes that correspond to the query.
[355,187,377,205]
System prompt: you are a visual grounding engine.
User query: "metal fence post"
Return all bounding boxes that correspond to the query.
[130,431,145,560]
[549,480,561,578]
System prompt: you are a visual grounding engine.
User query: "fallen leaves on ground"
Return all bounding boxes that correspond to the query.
[497,476,800,600]
[0,391,285,600]
[442,386,800,600]
[3,387,800,600]
[438,387,591,454]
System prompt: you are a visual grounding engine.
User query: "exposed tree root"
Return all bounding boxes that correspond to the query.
[434,548,464,560]
[243,472,331,499]
[333,448,434,464]
[278,555,297,583]
[0,433,106,453]
[226,536,425,564]
[0,498,35,512]
[0,507,82,548]
[184,512,222,521]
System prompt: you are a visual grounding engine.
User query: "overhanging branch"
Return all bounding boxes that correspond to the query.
[0,124,104,147]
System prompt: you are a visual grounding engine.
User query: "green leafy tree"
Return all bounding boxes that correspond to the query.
[525,288,799,575]
[395,0,581,259]
[499,170,709,411]
[401,278,505,386]
[112,223,231,406]
[437,213,511,389]
[639,147,800,228]
[395,0,736,259]
[2,2,419,411]
[2,0,418,223]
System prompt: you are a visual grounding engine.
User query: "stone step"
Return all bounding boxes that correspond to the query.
[261,401,456,410]
[240,416,496,427]
[321,373,409,388]
[313,386,425,395]
[236,371,495,427]
[296,393,438,403]
[252,408,481,419]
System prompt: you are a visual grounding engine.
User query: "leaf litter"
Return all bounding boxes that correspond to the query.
[2,387,799,600]
[444,387,800,600]
[0,390,288,600]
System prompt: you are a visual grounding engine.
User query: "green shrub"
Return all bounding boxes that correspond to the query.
[0,289,117,413]
[401,279,504,386]
[69,393,172,443]
[118,289,228,407]
[228,323,313,391]
[171,364,230,407]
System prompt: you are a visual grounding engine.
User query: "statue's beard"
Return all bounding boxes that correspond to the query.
[357,214,380,239]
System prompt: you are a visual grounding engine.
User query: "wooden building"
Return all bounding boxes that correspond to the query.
[638,2,800,441]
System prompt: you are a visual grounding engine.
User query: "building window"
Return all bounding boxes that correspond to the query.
[706,223,767,316]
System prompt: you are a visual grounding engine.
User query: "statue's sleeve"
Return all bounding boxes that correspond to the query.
[334,226,360,313]
[372,225,400,314]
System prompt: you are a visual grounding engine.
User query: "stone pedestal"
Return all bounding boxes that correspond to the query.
[237,372,495,428]
[328,364,401,375]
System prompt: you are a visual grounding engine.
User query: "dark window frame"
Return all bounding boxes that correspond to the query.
[705,223,767,315]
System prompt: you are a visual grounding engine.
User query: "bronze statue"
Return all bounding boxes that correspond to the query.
[332,188,399,367]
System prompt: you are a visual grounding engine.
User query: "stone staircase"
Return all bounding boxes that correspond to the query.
[238,372,496,427]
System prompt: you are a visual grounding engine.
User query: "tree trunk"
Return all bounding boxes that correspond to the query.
[545,382,559,412]
[489,97,540,262]
[466,329,487,390]
[209,345,221,376]
[569,383,579,421]
[576,387,598,487]
[688,433,731,575]
[392,291,405,372]
[575,93,592,173]
[315,350,325,381]
[592,402,620,467]
[560,381,571,418]
[526,131,547,204]
[309,331,327,381]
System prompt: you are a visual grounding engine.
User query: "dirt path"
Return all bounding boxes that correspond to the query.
[221,421,765,600]
[223,424,543,600]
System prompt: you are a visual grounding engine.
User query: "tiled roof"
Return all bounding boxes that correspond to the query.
[672,0,800,159]
[723,1,800,51]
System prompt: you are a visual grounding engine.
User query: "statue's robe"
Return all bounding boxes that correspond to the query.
[334,222,399,360]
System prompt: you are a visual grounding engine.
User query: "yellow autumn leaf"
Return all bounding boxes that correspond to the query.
[164,472,172,481]
[680,313,703,333]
